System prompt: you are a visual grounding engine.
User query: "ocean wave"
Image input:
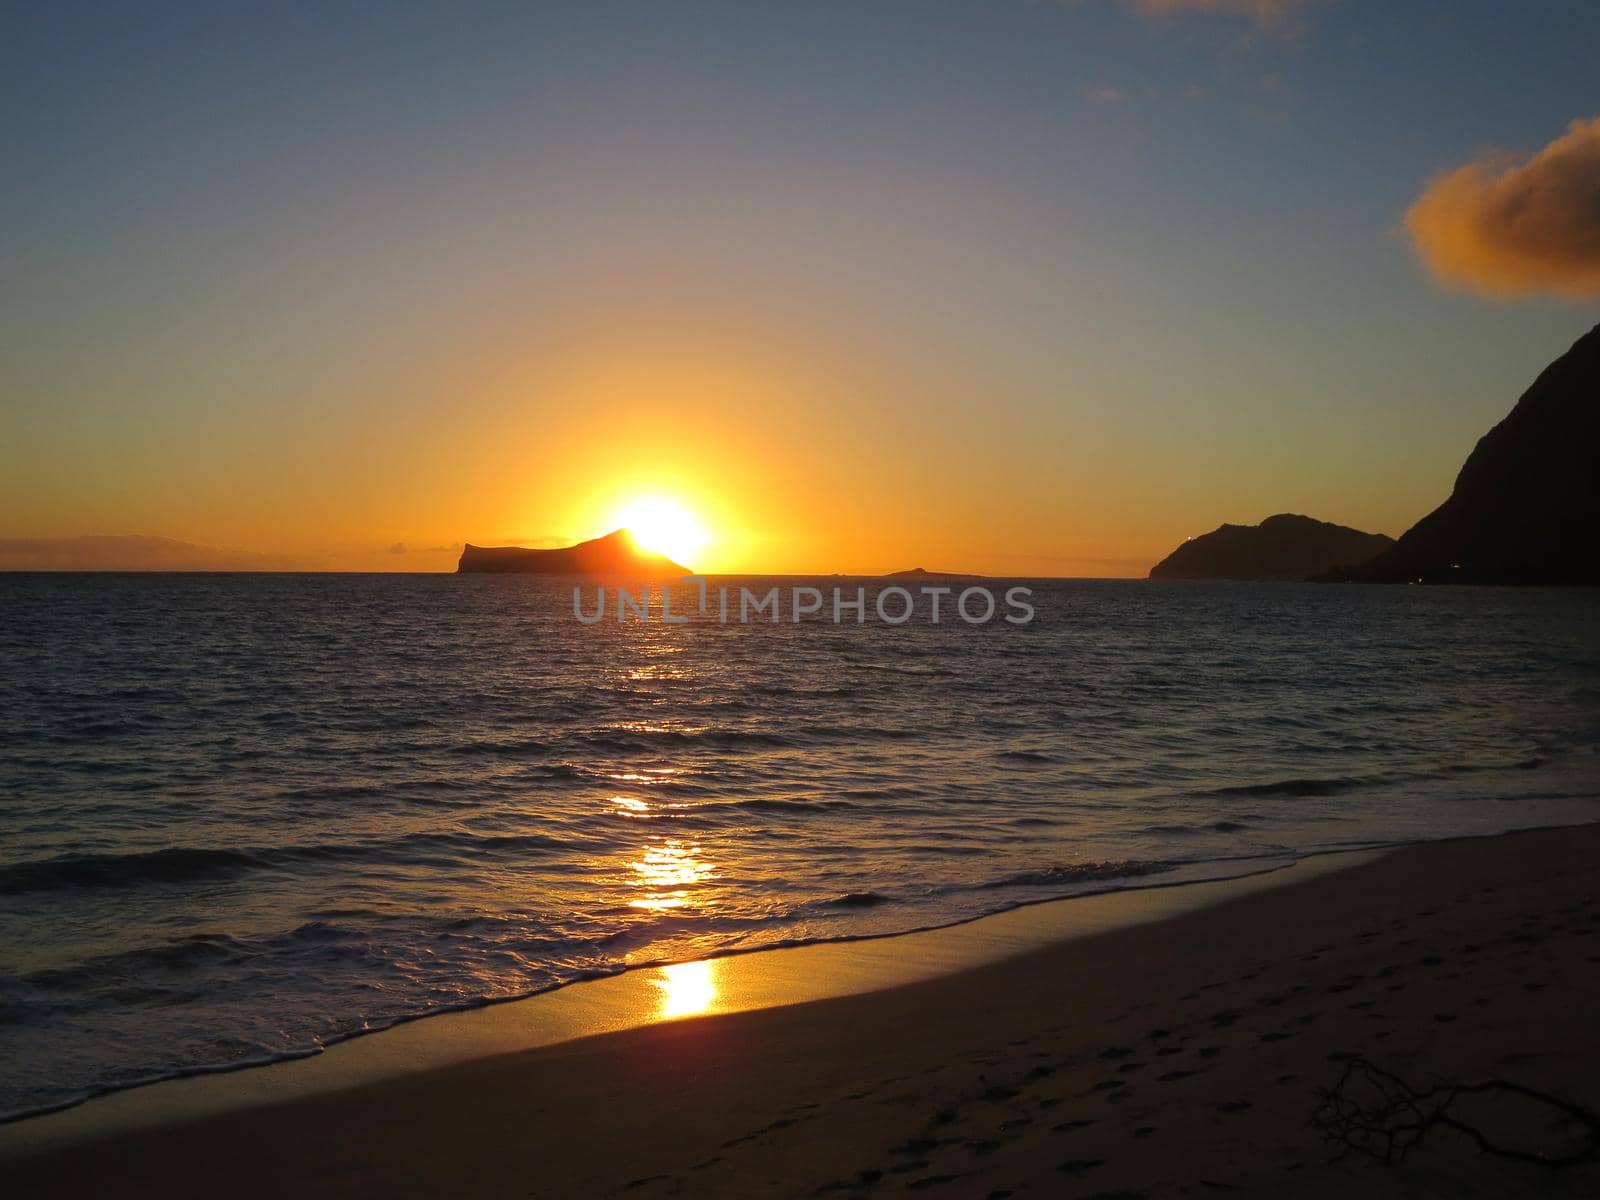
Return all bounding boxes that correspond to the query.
[0,846,263,894]
[976,860,1176,890]
[726,797,857,814]
[1140,820,1251,836]
[447,737,553,758]
[825,891,892,907]
[799,725,926,743]
[1197,776,1376,800]
[585,728,797,752]
[0,830,578,895]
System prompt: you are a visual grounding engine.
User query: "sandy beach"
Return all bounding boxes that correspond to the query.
[4,823,1598,1198]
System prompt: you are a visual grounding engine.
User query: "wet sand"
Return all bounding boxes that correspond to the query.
[6,824,1600,1197]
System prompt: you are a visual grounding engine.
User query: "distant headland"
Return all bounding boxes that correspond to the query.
[1153,321,1600,586]
[458,530,688,576]
[1149,515,1393,582]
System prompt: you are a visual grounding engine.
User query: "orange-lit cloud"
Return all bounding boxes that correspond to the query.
[1404,116,1600,301]
[1128,0,1310,25]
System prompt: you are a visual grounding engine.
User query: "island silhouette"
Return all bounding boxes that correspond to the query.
[884,567,988,580]
[457,530,689,576]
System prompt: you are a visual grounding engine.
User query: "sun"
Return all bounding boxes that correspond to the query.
[610,495,711,566]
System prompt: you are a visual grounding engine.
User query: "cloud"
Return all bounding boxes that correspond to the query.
[1404,116,1600,301]
[0,535,318,571]
[1083,85,1127,105]
[1127,0,1310,25]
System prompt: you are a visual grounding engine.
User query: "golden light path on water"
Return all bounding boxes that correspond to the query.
[608,750,724,1018]
[626,838,713,911]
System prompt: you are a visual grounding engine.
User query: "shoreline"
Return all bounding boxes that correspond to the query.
[6,821,1600,1196]
[8,811,1590,1136]
[0,843,1384,1154]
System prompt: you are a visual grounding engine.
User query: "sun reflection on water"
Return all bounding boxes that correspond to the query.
[627,838,712,911]
[652,959,718,1019]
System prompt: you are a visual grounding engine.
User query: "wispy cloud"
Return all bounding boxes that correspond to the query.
[1126,0,1312,27]
[0,535,319,572]
[1404,116,1600,301]
[1083,85,1127,105]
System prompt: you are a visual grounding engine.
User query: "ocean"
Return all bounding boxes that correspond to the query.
[1,574,1597,1119]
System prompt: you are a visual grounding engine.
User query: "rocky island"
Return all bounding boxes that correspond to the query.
[884,567,985,580]
[457,530,689,576]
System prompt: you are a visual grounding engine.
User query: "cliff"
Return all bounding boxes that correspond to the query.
[1149,514,1393,582]
[1332,323,1600,585]
[457,530,689,576]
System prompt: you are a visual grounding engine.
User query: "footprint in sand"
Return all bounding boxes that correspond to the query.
[1056,1159,1106,1176]
[906,1174,962,1191]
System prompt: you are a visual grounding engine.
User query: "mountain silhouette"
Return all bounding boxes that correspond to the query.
[457,530,689,576]
[1331,323,1600,584]
[1149,514,1393,582]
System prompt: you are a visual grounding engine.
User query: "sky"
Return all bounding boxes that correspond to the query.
[2,0,1597,574]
